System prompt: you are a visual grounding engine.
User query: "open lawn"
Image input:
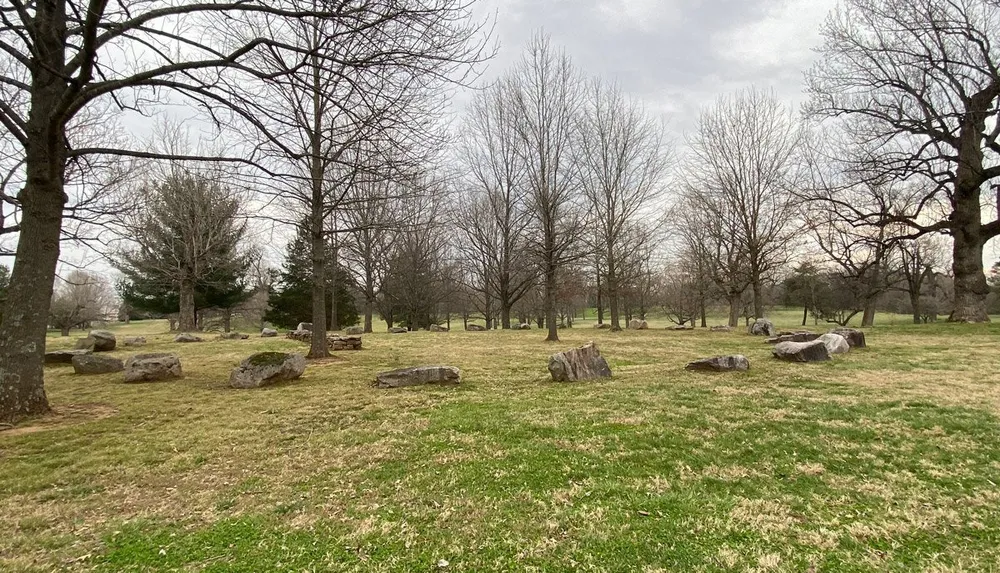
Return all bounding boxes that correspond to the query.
[2,316,1000,572]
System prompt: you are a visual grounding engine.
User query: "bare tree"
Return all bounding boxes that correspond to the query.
[454,79,535,329]
[805,0,1000,322]
[507,32,587,342]
[682,87,801,319]
[49,270,115,336]
[576,78,670,331]
[898,235,948,323]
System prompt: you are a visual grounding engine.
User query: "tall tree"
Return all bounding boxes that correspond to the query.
[113,170,254,332]
[805,0,1000,322]
[682,87,801,319]
[49,270,114,336]
[576,78,670,331]
[507,32,586,342]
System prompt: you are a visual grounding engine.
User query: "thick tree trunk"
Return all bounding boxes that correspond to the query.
[364,296,374,334]
[910,291,922,325]
[861,302,876,327]
[544,262,559,342]
[223,310,232,333]
[950,223,990,322]
[751,275,765,319]
[60,326,70,336]
[726,293,741,328]
[178,278,197,332]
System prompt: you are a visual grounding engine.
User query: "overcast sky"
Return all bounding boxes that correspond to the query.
[462,0,838,133]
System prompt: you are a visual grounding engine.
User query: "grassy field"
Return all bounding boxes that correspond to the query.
[2,313,999,572]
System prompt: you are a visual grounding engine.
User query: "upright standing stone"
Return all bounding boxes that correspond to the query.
[548,342,613,382]
[748,318,776,337]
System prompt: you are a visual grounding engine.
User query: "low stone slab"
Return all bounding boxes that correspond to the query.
[429,324,449,332]
[548,342,612,382]
[72,354,124,375]
[671,325,694,331]
[772,340,830,363]
[123,336,147,347]
[230,352,306,389]
[174,333,204,343]
[818,332,850,355]
[90,330,117,352]
[710,326,733,332]
[831,328,866,348]
[124,353,183,383]
[218,332,250,340]
[345,326,364,335]
[329,335,362,351]
[375,366,461,389]
[766,332,819,344]
[593,323,611,330]
[296,322,313,332]
[686,355,750,372]
[45,349,92,365]
[261,328,278,338]
[286,329,312,343]
[388,327,408,334]
[628,319,648,330]
[466,324,487,332]
[748,318,776,337]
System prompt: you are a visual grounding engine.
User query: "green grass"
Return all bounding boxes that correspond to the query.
[3,314,1000,571]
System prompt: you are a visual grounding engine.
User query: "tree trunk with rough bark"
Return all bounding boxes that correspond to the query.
[309,224,329,358]
[178,278,197,332]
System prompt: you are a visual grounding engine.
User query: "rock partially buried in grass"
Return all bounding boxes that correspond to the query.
[174,333,204,343]
[389,327,408,334]
[72,354,124,375]
[218,332,249,340]
[374,366,461,389]
[124,353,183,383]
[830,327,866,348]
[628,319,648,330]
[593,323,610,330]
[345,326,364,335]
[818,332,850,355]
[261,328,278,338]
[429,324,449,332]
[772,340,830,363]
[466,324,487,332]
[685,355,750,372]
[229,352,306,389]
[123,336,147,347]
[45,349,92,365]
[710,325,732,332]
[89,330,117,351]
[548,342,612,382]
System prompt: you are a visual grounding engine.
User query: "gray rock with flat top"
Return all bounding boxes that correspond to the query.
[229,352,306,389]
[686,355,750,372]
[90,330,117,351]
[72,354,124,375]
[772,340,830,362]
[830,327,866,348]
[261,328,278,338]
[548,342,612,382]
[123,353,183,383]
[174,333,203,343]
[818,332,850,355]
[374,366,461,389]
[45,349,92,365]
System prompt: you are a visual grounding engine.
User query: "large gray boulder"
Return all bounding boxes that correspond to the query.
[466,324,487,332]
[345,326,364,335]
[686,355,750,372]
[90,330,117,352]
[374,366,461,389]
[45,349,92,365]
[296,322,313,332]
[831,327,866,348]
[229,352,306,389]
[772,340,830,363]
[748,318,776,337]
[261,328,278,338]
[123,353,183,383]
[429,324,449,332]
[548,342,612,382]
[628,319,648,330]
[122,336,147,347]
[174,333,204,343]
[389,326,408,334]
[818,332,850,355]
[72,354,124,375]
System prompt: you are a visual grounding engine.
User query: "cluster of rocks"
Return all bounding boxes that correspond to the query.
[628,319,649,330]
[74,330,117,352]
[328,335,362,351]
[772,328,863,363]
